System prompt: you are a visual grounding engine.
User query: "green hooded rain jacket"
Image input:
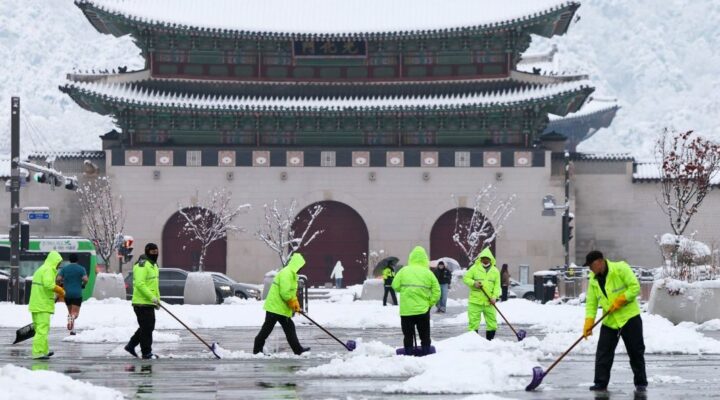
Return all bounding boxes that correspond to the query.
[264,253,306,317]
[463,248,501,306]
[391,246,441,316]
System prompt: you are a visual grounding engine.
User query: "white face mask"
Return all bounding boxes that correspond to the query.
[482,261,491,268]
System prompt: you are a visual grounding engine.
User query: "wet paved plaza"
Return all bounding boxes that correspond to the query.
[2,308,719,399]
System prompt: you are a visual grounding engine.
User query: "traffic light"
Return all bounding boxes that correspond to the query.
[562,213,575,245]
[33,172,47,183]
[64,177,78,191]
[117,236,134,263]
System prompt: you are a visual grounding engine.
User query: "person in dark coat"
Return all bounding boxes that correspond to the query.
[500,263,511,302]
[433,261,452,313]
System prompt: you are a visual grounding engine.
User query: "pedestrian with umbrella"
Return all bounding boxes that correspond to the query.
[382,259,398,306]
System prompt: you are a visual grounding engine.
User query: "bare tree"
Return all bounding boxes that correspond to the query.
[256,199,324,267]
[77,177,125,273]
[452,184,516,265]
[178,188,249,272]
[656,129,720,236]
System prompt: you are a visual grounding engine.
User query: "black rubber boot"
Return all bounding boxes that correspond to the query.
[589,384,608,391]
[486,330,496,341]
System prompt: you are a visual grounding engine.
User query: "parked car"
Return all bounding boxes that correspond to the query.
[0,269,26,302]
[125,268,233,304]
[209,272,262,300]
[508,278,535,301]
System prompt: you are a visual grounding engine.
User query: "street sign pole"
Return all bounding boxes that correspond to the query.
[10,97,21,304]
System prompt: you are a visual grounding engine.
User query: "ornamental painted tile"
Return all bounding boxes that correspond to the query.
[515,151,532,167]
[484,151,501,167]
[386,151,404,167]
[218,151,235,167]
[421,151,438,167]
[287,151,304,167]
[352,151,370,167]
[125,150,142,166]
[253,151,270,167]
[156,150,173,166]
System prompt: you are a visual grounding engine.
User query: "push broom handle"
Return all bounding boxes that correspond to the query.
[543,311,611,376]
[299,311,350,350]
[478,285,521,338]
[158,303,215,352]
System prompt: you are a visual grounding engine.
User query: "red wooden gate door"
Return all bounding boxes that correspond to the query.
[161,208,227,273]
[292,201,369,286]
[430,208,495,269]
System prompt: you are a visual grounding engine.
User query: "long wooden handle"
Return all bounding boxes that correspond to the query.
[159,303,214,351]
[299,311,349,350]
[543,311,610,376]
[478,285,520,337]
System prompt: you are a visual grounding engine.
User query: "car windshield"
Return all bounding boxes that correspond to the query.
[211,273,236,284]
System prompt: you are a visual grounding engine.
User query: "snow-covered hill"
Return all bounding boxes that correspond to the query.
[0,0,718,158]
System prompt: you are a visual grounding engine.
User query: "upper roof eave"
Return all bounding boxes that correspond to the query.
[75,0,581,40]
[61,79,593,114]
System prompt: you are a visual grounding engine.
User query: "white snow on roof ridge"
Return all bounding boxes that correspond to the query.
[67,79,591,110]
[77,0,576,36]
[548,98,618,121]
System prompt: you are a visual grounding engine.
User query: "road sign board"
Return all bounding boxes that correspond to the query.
[28,212,50,220]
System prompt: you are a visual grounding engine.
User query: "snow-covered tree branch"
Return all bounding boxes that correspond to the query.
[256,199,324,267]
[656,129,720,236]
[452,184,516,265]
[77,177,125,272]
[178,188,249,272]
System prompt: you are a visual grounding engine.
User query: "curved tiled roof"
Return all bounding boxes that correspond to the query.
[62,79,592,112]
[76,0,579,39]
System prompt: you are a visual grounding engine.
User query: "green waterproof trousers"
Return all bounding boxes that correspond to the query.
[468,302,497,332]
[31,312,51,358]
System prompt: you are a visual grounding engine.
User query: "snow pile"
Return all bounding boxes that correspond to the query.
[62,327,180,343]
[0,364,124,400]
[659,233,712,258]
[300,333,538,394]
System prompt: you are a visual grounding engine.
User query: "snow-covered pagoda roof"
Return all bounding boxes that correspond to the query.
[61,79,592,113]
[76,0,580,39]
[632,162,720,185]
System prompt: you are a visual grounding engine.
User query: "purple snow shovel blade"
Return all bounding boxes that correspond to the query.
[525,366,545,391]
[210,342,222,359]
[516,329,527,341]
[346,340,357,351]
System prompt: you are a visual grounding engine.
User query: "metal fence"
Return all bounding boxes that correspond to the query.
[554,266,657,302]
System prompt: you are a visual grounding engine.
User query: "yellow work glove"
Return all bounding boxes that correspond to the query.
[54,285,65,303]
[583,318,594,339]
[608,294,627,313]
[287,298,301,313]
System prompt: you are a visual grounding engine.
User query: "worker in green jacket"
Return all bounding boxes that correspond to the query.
[125,243,161,359]
[382,261,397,306]
[28,251,65,359]
[463,247,501,340]
[253,253,310,355]
[583,250,647,393]
[391,246,440,356]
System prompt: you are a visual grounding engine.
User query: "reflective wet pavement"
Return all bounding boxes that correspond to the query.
[2,308,719,399]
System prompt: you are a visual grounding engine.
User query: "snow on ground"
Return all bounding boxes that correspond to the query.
[0,364,124,400]
[62,327,180,343]
[300,333,539,395]
[3,297,720,355]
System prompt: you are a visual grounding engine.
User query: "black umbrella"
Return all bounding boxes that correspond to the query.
[372,256,399,277]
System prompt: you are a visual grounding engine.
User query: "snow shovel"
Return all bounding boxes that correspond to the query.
[13,323,35,344]
[298,311,356,351]
[395,330,436,356]
[158,303,221,359]
[525,311,610,391]
[478,285,527,341]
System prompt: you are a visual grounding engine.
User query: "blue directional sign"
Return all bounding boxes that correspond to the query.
[28,212,50,220]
